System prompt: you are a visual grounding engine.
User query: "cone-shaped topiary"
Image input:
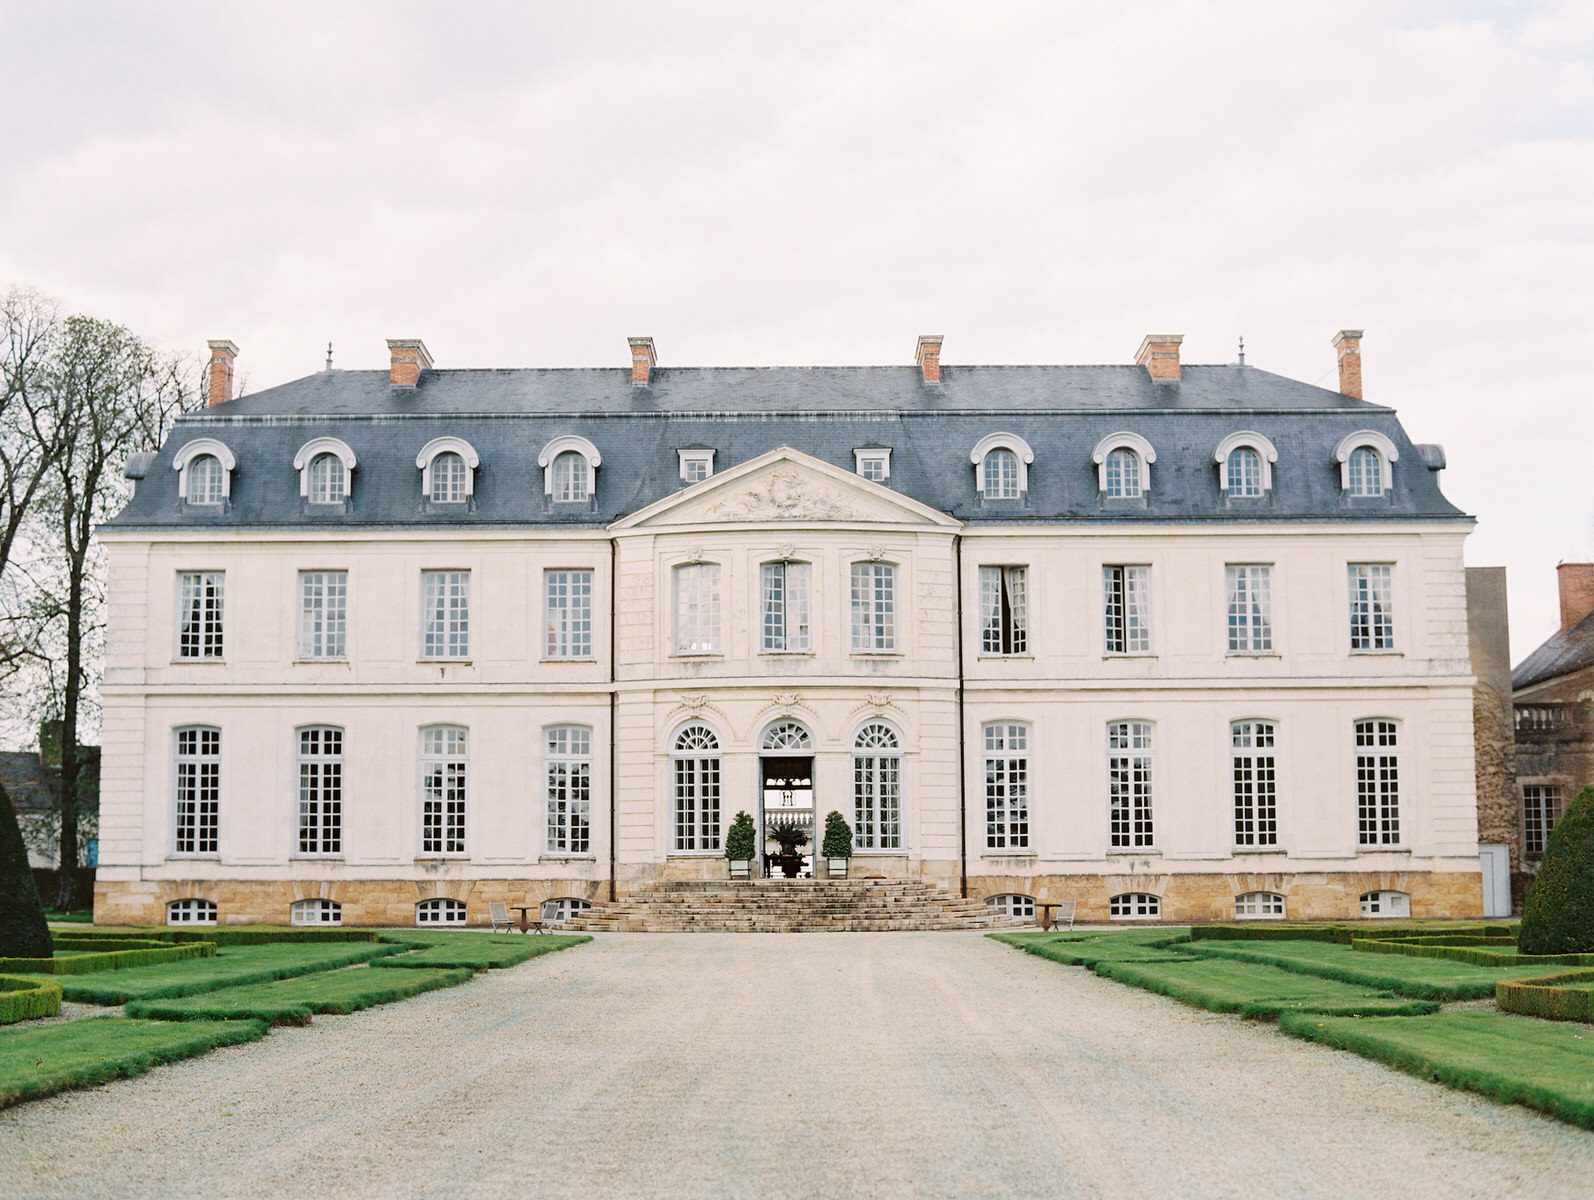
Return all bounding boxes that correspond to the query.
[821,810,853,860]
[725,811,757,861]
[1519,785,1594,955]
[0,782,53,959]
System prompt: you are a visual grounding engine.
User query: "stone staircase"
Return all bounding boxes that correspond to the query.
[562,878,1032,933]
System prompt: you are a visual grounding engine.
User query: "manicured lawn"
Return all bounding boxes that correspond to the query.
[988,930,1192,967]
[1180,939,1551,1001]
[377,933,591,970]
[42,942,406,1004]
[1094,956,1439,1018]
[1280,1011,1594,1130]
[126,966,474,1025]
[0,1017,267,1109]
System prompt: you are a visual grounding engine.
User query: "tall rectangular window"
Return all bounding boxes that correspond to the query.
[1523,784,1563,858]
[545,726,592,854]
[298,571,347,659]
[980,566,1028,655]
[1231,720,1277,847]
[673,753,721,851]
[983,722,1029,850]
[420,726,467,854]
[1355,719,1400,846]
[853,723,902,850]
[851,562,896,652]
[177,572,225,659]
[1103,565,1150,654]
[674,563,721,654]
[422,570,470,659]
[1109,721,1154,848]
[1348,564,1395,650]
[544,569,593,659]
[297,726,342,855]
[174,727,220,854]
[1226,565,1273,652]
[761,561,812,652]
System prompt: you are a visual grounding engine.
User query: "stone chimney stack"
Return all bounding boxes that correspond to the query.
[1134,334,1183,383]
[387,339,433,388]
[915,335,943,384]
[629,337,657,387]
[1333,329,1364,399]
[1557,562,1594,633]
[206,340,238,407]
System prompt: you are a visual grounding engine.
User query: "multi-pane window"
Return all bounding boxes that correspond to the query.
[985,894,1035,918]
[1108,721,1154,849]
[307,453,347,503]
[1104,448,1142,498]
[1226,447,1263,497]
[1348,564,1395,650]
[850,562,896,652]
[674,563,721,654]
[1226,565,1273,652]
[1231,720,1278,847]
[187,454,225,504]
[680,453,713,484]
[853,723,901,851]
[1355,719,1400,846]
[298,571,347,659]
[1110,893,1160,919]
[983,722,1029,850]
[167,897,217,924]
[420,726,467,855]
[980,566,1028,655]
[178,572,225,658]
[297,727,342,856]
[291,898,342,926]
[1523,784,1563,858]
[429,452,467,503]
[1235,892,1285,918]
[544,569,593,659]
[174,727,220,854]
[857,451,889,483]
[1360,890,1410,918]
[1103,565,1150,654]
[542,897,593,923]
[672,724,721,851]
[552,451,591,502]
[1347,446,1382,496]
[422,570,470,658]
[761,561,811,652]
[545,726,592,854]
[415,897,466,926]
[982,449,1020,499]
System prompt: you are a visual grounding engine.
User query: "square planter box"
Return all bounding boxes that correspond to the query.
[728,860,752,880]
[827,858,849,879]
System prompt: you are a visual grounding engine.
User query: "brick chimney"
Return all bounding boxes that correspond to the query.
[1557,562,1594,633]
[629,337,657,387]
[1333,329,1364,399]
[206,340,238,407]
[1135,334,1183,383]
[915,335,943,384]
[387,339,433,388]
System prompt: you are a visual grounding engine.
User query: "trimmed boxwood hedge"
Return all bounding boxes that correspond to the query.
[1191,924,1513,945]
[81,927,379,946]
[50,938,180,952]
[0,975,63,1024]
[1496,970,1594,1022]
[1352,938,1591,969]
[0,942,215,975]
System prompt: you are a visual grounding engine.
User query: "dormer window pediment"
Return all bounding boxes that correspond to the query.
[1213,431,1279,495]
[1092,432,1155,497]
[293,437,358,503]
[1333,430,1399,496]
[539,435,601,501]
[416,436,480,503]
[970,433,1034,499]
[173,437,237,505]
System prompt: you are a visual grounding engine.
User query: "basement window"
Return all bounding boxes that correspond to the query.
[1109,892,1160,920]
[984,894,1035,919]
[166,897,217,925]
[1359,890,1410,918]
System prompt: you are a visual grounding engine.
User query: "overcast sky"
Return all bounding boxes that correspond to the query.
[1,0,1588,657]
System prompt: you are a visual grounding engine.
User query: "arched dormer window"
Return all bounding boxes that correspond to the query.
[173,438,237,504]
[970,433,1034,499]
[1333,430,1399,496]
[1213,431,1278,496]
[293,437,358,503]
[1092,432,1155,497]
[416,437,480,503]
[538,435,601,501]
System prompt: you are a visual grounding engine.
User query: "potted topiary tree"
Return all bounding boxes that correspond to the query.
[725,811,757,880]
[1519,785,1594,955]
[766,818,810,878]
[821,810,853,879]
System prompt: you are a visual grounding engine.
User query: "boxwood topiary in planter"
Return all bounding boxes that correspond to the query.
[821,811,853,860]
[1520,785,1594,955]
[725,812,757,863]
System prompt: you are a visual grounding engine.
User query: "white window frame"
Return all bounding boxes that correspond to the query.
[1231,720,1278,848]
[293,437,358,501]
[415,437,480,501]
[291,898,342,926]
[1092,432,1156,495]
[1348,563,1396,652]
[982,722,1030,851]
[1108,720,1154,850]
[1213,431,1278,494]
[854,448,891,482]
[671,723,722,852]
[298,570,348,660]
[177,571,226,659]
[985,894,1035,918]
[421,569,470,659]
[970,433,1034,497]
[296,726,343,857]
[542,898,592,923]
[544,568,594,659]
[1523,783,1564,858]
[419,725,468,856]
[673,562,722,655]
[173,438,236,503]
[853,721,902,851]
[1109,893,1160,920]
[1103,565,1151,655]
[166,897,217,925]
[850,561,897,653]
[761,560,812,653]
[545,725,592,855]
[1226,564,1273,653]
[173,726,220,856]
[415,897,467,926]
[1333,430,1399,495]
[678,448,716,484]
[550,452,591,502]
[1235,892,1285,919]
[1355,718,1401,848]
[1359,890,1410,918]
[538,435,601,498]
[979,565,1028,655]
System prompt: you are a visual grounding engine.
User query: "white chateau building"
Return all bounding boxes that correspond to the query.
[94,332,1484,927]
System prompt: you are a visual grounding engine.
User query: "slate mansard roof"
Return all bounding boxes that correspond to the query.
[109,362,1468,530]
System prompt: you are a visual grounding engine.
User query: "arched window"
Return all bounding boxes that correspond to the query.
[1359,890,1410,918]
[1092,432,1156,497]
[969,433,1034,497]
[542,897,592,923]
[538,435,602,499]
[672,724,721,851]
[1109,893,1160,919]
[173,437,237,504]
[1104,448,1141,498]
[420,726,467,855]
[985,894,1035,918]
[430,453,467,502]
[294,437,357,502]
[551,451,590,502]
[1347,447,1380,496]
[291,898,342,926]
[853,722,901,850]
[761,720,812,752]
[1226,448,1261,496]
[166,897,217,925]
[415,897,467,926]
[1213,432,1278,495]
[416,437,480,502]
[545,725,592,854]
[189,455,226,504]
[1234,892,1285,919]
[983,449,1020,499]
[1333,430,1398,496]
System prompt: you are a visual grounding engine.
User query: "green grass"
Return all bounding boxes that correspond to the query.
[45,942,405,1004]
[1280,1011,1594,1130]
[73,926,379,945]
[1178,939,1550,1001]
[0,943,215,976]
[1190,923,1515,945]
[43,910,95,923]
[126,965,474,1025]
[0,976,63,1024]
[376,933,590,970]
[0,1017,268,1109]
[1093,957,1438,1018]
[987,929,1191,967]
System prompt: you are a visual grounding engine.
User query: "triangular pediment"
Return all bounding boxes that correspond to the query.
[610,447,960,530]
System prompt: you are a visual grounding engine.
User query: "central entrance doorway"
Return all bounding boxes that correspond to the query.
[759,720,814,878]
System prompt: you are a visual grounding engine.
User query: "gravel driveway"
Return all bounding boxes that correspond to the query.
[4,932,1593,1199]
